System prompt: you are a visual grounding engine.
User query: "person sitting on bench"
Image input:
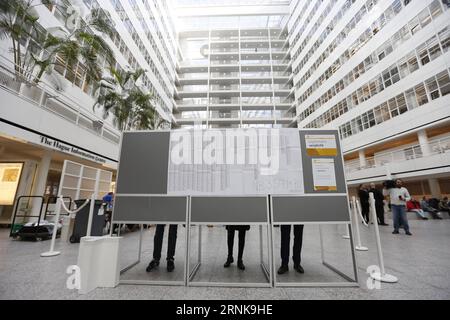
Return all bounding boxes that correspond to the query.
[407,197,428,220]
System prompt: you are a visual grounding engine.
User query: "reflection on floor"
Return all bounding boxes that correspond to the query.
[0,219,449,299]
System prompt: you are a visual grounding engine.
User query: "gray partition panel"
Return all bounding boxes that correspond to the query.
[116,132,170,194]
[272,196,350,223]
[113,196,187,223]
[299,130,347,194]
[191,197,268,223]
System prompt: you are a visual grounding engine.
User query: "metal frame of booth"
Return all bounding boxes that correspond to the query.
[186,195,273,288]
[270,194,359,288]
[113,195,190,287]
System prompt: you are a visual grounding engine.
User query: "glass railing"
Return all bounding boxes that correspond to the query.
[210,111,240,119]
[241,60,271,65]
[210,72,239,78]
[210,85,240,91]
[211,49,239,54]
[211,60,239,65]
[345,136,450,174]
[0,56,120,144]
[210,98,240,105]
[241,72,272,78]
[178,73,208,79]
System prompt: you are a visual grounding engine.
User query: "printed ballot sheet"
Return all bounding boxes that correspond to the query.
[167,129,304,195]
[311,158,337,192]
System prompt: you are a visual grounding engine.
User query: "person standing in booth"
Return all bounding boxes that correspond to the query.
[146,224,178,272]
[224,225,250,270]
[277,225,304,275]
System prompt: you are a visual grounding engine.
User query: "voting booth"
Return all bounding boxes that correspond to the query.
[112,129,358,287]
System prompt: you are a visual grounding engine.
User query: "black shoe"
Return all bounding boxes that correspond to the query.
[380,223,389,226]
[224,257,234,268]
[167,259,175,272]
[277,265,289,275]
[392,230,399,234]
[146,260,159,272]
[406,232,412,236]
[294,264,304,274]
[237,260,245,270]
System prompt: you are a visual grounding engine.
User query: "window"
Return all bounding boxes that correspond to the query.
[438,27,450,52]
[405,89,419,110]
[415,83,429,106]
[426,77,440,100]
[436,70,450,96]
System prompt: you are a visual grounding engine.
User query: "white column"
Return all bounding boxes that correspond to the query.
[359,149,367,168]
[417,130,431,157]
[428,178,441,198]
[30,151,52,217]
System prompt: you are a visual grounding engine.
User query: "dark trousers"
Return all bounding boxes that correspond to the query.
[153,225,178,261]
[280,225,304,267]
[227,229,247,261]
[376,205,385,224]
[361,204,370,223]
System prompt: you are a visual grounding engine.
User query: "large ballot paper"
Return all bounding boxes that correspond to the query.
[167,129,304,195]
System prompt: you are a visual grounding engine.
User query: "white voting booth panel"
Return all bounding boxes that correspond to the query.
[112,129,358,288]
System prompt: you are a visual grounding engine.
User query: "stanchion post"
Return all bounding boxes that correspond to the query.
[86,194,96,237]
[352,196,368,251]
[40,196,62,257]
[342,224,350,240]
[369,193,398,283]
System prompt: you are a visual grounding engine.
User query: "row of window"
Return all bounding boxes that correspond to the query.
[289,0,331,53]
[150,0,177,58]
[303,26,450,128]
[294,0,386,89]
[109,0,174,114]
[297,0,445,121]
[337,68,450,139]
[292,0,358,75]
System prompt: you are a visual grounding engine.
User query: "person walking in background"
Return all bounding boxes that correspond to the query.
[370,183,388,226]
[439,197,450,216]
[421,197,442,220]
[407,197,428,220]
[383,179,412,236]
[358,184,370,223]
[224,225,250,270]
[146,225,178,272]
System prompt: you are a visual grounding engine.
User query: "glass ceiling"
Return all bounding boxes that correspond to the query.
[175,0,290,30]
[176,0,290,7]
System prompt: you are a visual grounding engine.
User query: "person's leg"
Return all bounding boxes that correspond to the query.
[392,206,400,233]
[362,205,370,223]
[237,229,246,262]
[292,225,304,273]
[400,206,411,234]
[237,229,247,270]
[147,224,165,271]
[376,205,386,224]
[227,228,235,259]
[412,209,427,219]
[280,225,291,267]
[153,225,165,261]
[167,225,178,260]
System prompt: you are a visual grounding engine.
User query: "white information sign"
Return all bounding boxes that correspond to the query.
[312,158,337,192]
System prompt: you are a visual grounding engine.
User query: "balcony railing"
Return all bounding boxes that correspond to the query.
[0,56,120,144]
[345,136,450,175]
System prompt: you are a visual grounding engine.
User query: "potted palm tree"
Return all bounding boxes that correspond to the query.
[94,67,168,131]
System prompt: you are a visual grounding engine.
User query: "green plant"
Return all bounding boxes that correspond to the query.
[94,68,167,131]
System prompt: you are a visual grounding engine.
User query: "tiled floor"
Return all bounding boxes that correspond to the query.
[0,219,449,300]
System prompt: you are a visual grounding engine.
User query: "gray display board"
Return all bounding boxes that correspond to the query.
[113,129,349,224]
[113,196,187,223]
[190,197,268,223]
[299,130,347,194]
[271,196,350,223]
[116,132,170,195]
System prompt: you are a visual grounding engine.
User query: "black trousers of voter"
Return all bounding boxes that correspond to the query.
[226,226,249,261]
[361,204,370,223]
[153,225,178,261]
[280,225,304,267]
[376,204,386,225]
